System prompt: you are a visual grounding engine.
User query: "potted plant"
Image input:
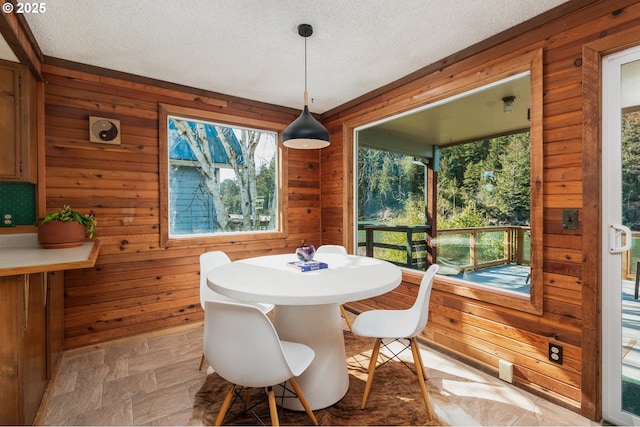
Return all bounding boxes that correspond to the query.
[36,205,96,248]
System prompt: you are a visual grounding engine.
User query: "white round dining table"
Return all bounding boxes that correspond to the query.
[207,252,402,410]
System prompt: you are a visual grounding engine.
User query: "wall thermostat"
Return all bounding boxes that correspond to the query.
[89,116,121,145]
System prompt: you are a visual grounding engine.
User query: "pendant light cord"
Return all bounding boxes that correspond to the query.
[304,35,308,106]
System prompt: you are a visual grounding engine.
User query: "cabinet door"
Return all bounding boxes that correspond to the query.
[0,273,47,425]
[0,62,22,179]
[0,60,36,182]
[22,272,47,424]
[0,275,23,425]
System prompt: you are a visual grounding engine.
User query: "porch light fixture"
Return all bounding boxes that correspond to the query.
[502,95,516,114]
[282,24,331,149]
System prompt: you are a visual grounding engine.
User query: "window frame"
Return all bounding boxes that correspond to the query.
[159,103,288,247]
[345,49,543,315]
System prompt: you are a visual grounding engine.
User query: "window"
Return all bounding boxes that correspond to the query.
[351,49,543,314]
[434,132,531,295]
[159,104,286,246]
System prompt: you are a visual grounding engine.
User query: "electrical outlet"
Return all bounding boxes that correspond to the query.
[549,343,563,364]
[499,359,513,383]
[1,212,15,227]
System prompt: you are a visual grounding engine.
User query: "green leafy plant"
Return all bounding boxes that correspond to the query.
[38,205,97,238]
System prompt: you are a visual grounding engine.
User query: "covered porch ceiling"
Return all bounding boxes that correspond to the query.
[359,73,530,156]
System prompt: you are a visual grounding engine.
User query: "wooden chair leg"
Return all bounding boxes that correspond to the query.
[413,337,428,380]
[411,337,433,420]
[288,377,319,426]
[240,387,251,411]
[340,305,355,335]
[215,383,236,426]
[267,386,279,426]
[362,337,382,409]
[198,353,206,370]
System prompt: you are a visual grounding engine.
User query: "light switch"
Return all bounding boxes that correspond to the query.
[562,209,578,230]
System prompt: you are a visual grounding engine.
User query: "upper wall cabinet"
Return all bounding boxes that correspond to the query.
[0,60,37,183]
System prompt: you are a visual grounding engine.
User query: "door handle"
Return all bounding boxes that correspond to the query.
[609,224,632,254]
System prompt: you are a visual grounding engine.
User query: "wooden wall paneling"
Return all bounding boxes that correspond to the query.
[320,128,347,247]
[41,62,321,348]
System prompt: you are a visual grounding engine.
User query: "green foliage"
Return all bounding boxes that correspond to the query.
[220,179,240,213]
[438,204,485,229]
[38,205,96,238]
[437,132,530,227]
[622,111,640,229]
[477,231,506,262]
[358,148,420,221]
[391,194,425,226]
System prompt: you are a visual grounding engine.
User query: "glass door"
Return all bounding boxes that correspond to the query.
[602,45,640,425]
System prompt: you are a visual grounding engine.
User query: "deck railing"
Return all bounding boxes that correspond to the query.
[357,224,530,271]
[435,226,530,272]
[357,224,431,269]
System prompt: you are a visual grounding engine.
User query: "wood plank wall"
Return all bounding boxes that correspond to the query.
[321,0,640,420]
[41,64,322,348]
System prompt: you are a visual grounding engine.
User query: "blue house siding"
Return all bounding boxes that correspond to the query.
[169,165,216,234]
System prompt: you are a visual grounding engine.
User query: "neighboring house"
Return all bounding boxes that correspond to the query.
[167,120,243,234]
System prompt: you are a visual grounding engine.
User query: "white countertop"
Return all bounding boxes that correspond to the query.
[0,233,100,275]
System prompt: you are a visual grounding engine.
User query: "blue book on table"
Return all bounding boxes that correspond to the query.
[287,260,329,272]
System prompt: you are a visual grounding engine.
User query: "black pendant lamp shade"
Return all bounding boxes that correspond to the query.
[282,104,330,149]
[282,24,331,149]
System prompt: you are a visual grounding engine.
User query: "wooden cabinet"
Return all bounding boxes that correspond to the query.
[0,271,63,425]
[0,60,37,183]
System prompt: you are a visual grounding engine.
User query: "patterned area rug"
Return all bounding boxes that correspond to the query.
[190,333,444,426]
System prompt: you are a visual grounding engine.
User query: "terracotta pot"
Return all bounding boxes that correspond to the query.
[37,220,86,249]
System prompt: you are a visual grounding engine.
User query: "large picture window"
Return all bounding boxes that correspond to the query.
[350,49,543,314]
[159,104,286,246]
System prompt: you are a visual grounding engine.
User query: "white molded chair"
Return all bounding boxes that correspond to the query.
[315,245,355,333]
[204,300,319,426]
[351,263,439,419]
[199,251,274,370]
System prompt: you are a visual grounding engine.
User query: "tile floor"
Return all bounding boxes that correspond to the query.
[40,318,602,426]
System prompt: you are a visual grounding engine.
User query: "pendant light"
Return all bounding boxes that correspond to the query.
[282,24,331,149]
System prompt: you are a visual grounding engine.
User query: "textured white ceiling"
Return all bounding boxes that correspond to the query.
[24,0,568,113]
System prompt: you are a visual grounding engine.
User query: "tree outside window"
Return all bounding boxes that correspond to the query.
[167,115,278,236]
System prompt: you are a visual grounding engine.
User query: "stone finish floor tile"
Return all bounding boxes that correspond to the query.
[102,370,158,406]
[127,347,178,376]
[154,355,205,389]
[131,383,192,425]
[41,321,601,426]
[52,370,77,396]
[72,399,134,426]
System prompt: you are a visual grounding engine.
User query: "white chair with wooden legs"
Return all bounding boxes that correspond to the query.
[199,251,274,370]
[203,300,319,426]
[314,245,355,333]
[351,264,439,420]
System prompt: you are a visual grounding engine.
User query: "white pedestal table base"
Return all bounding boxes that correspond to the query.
[272,303,349,410]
